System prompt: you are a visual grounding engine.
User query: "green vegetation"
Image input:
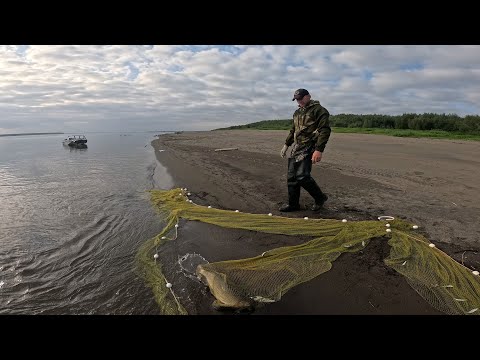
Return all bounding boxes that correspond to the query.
[214,113,480,140]
[216,119,291,130]
[332,128,480,140]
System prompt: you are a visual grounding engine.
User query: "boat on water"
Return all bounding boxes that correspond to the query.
[63,135,88,148]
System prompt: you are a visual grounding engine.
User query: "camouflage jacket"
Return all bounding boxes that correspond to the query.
[285,100,331,161]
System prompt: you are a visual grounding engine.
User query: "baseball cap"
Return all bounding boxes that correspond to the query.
[292,88,309,101]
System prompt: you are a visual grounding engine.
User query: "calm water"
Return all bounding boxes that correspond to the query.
[0,133,174,314]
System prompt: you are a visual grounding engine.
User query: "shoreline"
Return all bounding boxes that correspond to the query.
[150,130,480,315]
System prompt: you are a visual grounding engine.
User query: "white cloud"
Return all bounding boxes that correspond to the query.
[0,45,479,134]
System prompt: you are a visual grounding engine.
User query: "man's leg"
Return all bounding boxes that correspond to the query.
[279,158,301,212]
[296,158,328,211]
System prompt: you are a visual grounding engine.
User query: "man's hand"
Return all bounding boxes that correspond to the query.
[312,150,322,164]
[280,145,289,158]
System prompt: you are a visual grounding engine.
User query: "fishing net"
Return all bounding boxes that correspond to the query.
[136,188,480,315]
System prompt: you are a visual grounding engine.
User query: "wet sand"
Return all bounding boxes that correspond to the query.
[151,130,480,315]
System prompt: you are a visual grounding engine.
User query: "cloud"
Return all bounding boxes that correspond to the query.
[0,45,479,134]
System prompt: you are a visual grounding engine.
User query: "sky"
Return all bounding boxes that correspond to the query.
[1,45,480,134]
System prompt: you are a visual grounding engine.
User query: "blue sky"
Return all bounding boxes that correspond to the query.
[1,45,479,134]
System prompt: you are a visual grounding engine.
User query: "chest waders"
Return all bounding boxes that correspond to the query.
[283,156,327,211]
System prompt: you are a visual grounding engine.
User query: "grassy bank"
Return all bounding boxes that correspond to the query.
[331,127,480,141]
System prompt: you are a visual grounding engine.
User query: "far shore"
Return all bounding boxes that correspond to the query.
[0,132,64,137]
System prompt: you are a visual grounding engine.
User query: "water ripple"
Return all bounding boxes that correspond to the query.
[0,133,172,314]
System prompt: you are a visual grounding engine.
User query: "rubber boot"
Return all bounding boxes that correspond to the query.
[300,178,328,211]
[279,185,301,212]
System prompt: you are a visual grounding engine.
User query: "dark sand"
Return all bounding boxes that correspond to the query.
[151,130,480,315]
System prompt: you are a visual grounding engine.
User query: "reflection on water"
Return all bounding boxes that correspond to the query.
[64,144,88,152]
[0,133,173,314]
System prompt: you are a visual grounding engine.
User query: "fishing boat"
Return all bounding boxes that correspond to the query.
[63,135,88,148]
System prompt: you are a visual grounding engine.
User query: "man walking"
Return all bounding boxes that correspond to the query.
[279,88,331,212]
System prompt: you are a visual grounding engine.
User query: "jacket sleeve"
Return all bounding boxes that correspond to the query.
[314,107,331,152]
[285,117,295,146]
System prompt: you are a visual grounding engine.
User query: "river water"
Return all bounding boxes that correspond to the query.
[0,133,174,314]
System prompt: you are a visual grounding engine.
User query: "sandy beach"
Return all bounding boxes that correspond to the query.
[151,130,480,315]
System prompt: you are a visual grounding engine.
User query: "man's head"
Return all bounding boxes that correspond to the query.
[292,88,309,101]
[292,88,311,107]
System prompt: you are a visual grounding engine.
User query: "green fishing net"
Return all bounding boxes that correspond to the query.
[136,188,480,315]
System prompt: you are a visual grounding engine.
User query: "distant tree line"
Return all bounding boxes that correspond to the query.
[217,113,480,134]
[215,119,289,130]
